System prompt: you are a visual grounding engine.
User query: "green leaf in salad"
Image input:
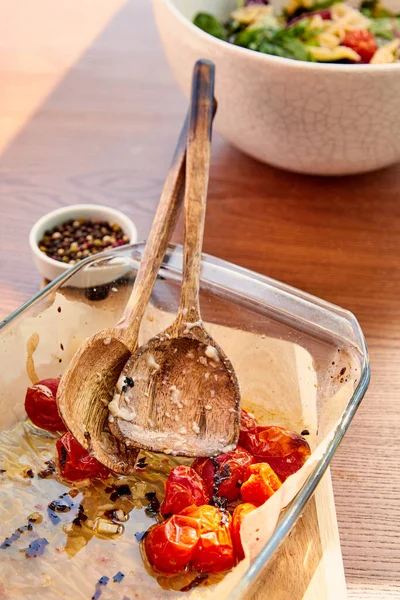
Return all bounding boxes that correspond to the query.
[232,27,268,49]
[360,0,394,18]
[369,17,395,39]
[270,25,316,60]
[193,12,228,40]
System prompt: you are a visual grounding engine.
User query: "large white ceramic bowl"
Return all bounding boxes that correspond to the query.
[154,0,400,175]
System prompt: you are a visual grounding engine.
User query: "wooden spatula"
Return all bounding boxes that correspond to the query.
[109,60,240,457]
[57,105,191,474]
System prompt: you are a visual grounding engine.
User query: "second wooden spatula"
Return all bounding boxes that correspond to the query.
[109,60,241,456]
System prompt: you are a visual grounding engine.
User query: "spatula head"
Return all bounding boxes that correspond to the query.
[57,330,139,474]
[109,333,241,456]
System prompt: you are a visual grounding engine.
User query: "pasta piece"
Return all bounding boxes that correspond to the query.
[307,44,361,62]
[370,39,400,64]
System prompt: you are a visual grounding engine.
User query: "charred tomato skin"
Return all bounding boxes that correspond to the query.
[192,446,255,501]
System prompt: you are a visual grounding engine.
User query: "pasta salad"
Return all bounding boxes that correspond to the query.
[193,0,400,64]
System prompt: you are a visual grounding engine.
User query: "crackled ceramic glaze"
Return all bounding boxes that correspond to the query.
[154,0,400,175]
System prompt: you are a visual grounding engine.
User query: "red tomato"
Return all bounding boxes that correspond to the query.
[181,504,235,573]
[342,29,377,63]
[192,446,255,501]
[144,514,200,575]
[56,433,111,481]
[25,378,66,432]
[241,425,311,481]
[160,466,210,516]
[238,409,258,446]
[240,463,281,505]
[232,503,257,560]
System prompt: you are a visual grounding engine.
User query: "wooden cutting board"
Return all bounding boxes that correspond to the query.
[43,278,347,600]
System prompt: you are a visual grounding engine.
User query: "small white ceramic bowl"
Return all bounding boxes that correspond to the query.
[154,0,400,175]
[29,204,137,288]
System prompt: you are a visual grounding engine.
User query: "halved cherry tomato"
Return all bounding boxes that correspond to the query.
[25,378,66,432]
[56,433,111,481]
[241,425,311,481]
[240,463,281,505]
[160,465,210,516]
[342,29,377,63]
[238,409,258,446]
[232,503,257,560]
[144,514,200,575]
[192,446,255,501]
[180,504,235,573]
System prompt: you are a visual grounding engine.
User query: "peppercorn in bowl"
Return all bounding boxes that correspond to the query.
[154,0,400,174]
[29,204,137,287]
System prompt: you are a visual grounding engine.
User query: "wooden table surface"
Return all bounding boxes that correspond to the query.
[0,1,399,598]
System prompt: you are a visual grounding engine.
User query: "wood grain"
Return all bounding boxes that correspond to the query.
[57,101,189,473]
[0,0,399,598]
[110,60,241,457]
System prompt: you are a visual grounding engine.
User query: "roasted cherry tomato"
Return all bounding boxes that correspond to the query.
[56,432,111,481]
[144,514,200,575]
[238,409,258,446]
[180,504,236,573]
[192,446,255,501]
[25,378,66,432]
[342,29,377,63]
[240,463,281,505]
[232,503,257,560]
[160,465,210,516]
[241,425,311,481]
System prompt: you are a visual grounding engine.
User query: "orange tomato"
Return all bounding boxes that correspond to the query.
[240,463,281,505]
[144,514,200,575]
[231,503,257,560]
[181,504,236,573]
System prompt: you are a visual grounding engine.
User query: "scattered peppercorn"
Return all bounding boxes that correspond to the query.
[135,457,148,470]
[85,285,110,302]
[24,469,34,479]
[145,491,160,517]
[38,219,130,265]
[38,460,56,479]
[301,429,310,436]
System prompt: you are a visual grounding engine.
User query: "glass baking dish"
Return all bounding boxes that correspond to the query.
[0,243,370,599]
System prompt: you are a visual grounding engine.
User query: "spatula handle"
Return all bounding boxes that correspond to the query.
[118,116,189,350]
[178,59,215,322]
